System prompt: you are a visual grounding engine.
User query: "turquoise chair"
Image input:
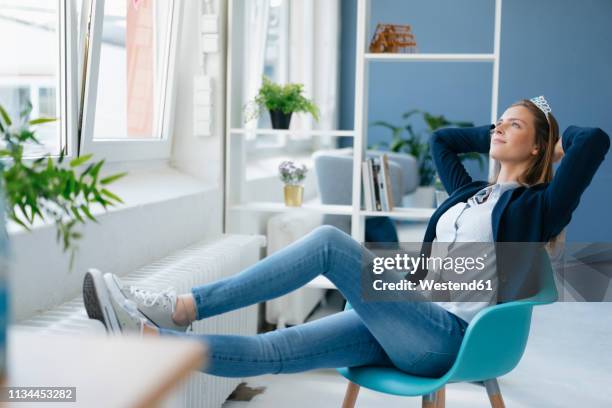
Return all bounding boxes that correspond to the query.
[337,250,558,408]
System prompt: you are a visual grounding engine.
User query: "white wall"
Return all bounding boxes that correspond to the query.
[170,0,226,189]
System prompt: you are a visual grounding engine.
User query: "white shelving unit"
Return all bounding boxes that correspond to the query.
[365,53,496,62]
[347,0,502,240]
[224,0,502,278]
[229,128,356,137]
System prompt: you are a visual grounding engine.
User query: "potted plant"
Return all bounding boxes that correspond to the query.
[0,102,125,379]
[371,109,486,207]
[245,76,320,129]
[278,161,307,207]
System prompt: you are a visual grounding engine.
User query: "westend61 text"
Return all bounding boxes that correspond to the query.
[372,279,493,291]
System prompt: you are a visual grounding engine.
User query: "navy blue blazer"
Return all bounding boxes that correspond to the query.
[419,124,610,302]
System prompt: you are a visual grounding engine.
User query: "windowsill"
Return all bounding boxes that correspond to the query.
[7,161,216,236]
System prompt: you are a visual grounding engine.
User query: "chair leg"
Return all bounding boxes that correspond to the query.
[435,386,446,408]
[341,381,360,408]
[484,378,506,408]
[422,392,437,408]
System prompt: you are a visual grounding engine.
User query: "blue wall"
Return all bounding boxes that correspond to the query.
[340,0,612,241]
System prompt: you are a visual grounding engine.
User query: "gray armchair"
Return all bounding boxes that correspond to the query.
[313,148,419,234]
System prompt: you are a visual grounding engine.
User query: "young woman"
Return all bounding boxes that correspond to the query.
[83,97,610,378]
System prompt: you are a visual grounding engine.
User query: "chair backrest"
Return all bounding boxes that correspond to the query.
[444,248,558,382]
[343,248,558,383]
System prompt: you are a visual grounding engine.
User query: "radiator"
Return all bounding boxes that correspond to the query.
[17,234,265,408]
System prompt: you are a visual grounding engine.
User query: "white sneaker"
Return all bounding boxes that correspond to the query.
[105,273,190,332]
[83,269,146,335]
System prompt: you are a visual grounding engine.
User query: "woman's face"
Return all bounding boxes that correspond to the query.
[490,105,539,163]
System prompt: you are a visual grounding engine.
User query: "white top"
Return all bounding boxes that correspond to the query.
[430,181,520,323]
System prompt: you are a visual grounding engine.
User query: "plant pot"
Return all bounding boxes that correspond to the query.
[269,109,292,130]
[283,185,303,207]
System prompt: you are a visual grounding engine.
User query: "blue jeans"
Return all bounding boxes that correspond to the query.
[160,225,468,378]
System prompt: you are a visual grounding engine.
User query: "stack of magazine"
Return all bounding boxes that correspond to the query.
[362,154,394,211]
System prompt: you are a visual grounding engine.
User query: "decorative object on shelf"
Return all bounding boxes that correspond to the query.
[369,23,418,53]
[244,76,319,129]
[371,109,486,186]
[279,161,307,207]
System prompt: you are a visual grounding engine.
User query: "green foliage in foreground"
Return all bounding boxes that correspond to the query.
[0,102,127,268]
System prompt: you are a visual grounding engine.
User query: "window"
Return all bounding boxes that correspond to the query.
[0,0,63,157]
[80,0,180,161]
[92,0,168,140]
[0,0,181,162]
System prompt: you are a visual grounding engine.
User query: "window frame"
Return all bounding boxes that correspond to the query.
[78,0,182,162]
[0,0,72,159]
[62,0,79,159]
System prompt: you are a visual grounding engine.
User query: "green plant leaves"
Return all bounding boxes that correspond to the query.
[0,102,127,269]
[0,105,12,126]
[100,188,123,203]
[29,117,57,126]
[246,76,320,123]
[69,153,93,168]
[100,172,127,185]
[80,204,97,222]
[71,206,85,223]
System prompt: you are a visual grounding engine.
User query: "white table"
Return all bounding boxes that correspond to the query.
[6,328,207,408]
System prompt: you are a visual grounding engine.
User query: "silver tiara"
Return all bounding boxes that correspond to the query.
[530,95,552,116]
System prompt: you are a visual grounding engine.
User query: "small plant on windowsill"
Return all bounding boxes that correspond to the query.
[279,161,307,207]
[0,102,127,268]
[244,76,320,130]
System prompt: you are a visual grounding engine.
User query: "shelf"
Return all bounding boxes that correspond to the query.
[365,53,496,62]
[231,202,435,221]
[361,207,435,221]
[226,0,502,242]
[230,128,356,137]
[231,202,353,215]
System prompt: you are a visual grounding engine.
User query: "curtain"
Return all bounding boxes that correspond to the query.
[289,0,340,136]
[243,0,270,138]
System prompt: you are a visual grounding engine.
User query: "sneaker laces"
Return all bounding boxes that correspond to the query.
[129,286,177,311]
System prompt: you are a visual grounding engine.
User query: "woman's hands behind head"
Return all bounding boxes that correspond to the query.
[553,137,565,163]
